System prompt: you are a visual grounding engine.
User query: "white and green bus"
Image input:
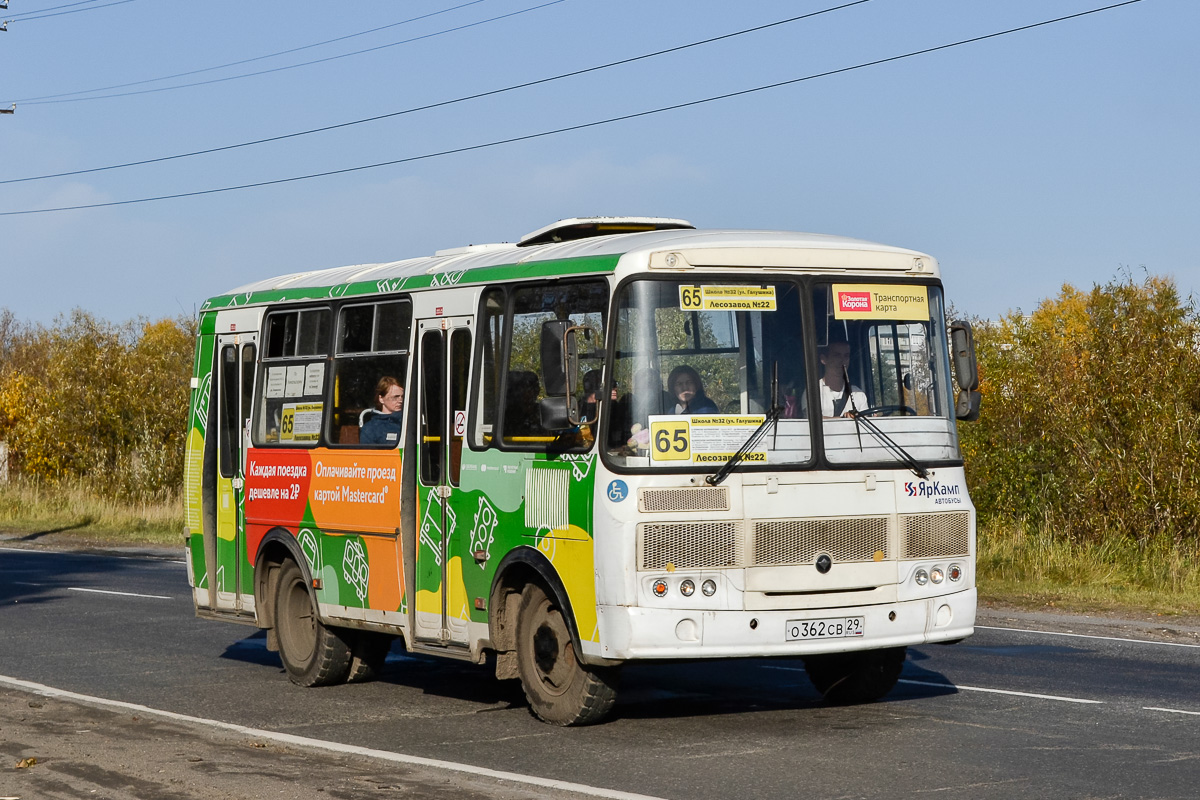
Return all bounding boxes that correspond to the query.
[185,217,981,725]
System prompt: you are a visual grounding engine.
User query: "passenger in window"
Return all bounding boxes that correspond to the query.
[778,362,805,418]
[504,371,543,438]
[818,341,868,418]
[667,365,719,415]
[360,376,404,445]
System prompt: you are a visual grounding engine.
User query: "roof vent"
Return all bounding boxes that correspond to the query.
[518,216,694,247]
[433,242,515,257]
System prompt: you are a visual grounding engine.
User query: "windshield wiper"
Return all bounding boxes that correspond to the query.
[843,366,928,480]
[705,404,780,486]
[708,364,781,487]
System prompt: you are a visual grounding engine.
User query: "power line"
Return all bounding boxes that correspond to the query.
[7,0,135,23]
[9,0,566,105]
[0,0,1145,218]
[11,0,493,102]
[0,0,874,185]
[8,0,105,16]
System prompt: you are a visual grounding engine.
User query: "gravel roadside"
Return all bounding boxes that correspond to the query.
[0,686,584,800]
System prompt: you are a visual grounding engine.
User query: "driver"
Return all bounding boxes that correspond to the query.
[818,341,867,418]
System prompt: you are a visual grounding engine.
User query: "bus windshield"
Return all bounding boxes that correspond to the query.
[603,278,960,471]
[812,282,959,468]
[605,278,809,468]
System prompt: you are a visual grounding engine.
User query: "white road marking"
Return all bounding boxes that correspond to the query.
[68,587,173,600]
[0,675,667,800]
[12,581,43,586]
[977,624,1200,649]
[899,678,1104,704]
[1143,706,1200,716]
[0,547,185,566]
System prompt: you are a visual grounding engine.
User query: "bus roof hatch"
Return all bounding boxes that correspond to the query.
[517,216,694,247]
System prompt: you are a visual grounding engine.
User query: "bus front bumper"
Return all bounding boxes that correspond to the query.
[590,588,975,662]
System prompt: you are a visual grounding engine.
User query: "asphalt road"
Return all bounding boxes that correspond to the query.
[2,545,1199,799]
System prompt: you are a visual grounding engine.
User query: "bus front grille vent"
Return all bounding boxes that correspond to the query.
[639,522,741,570]
[752,516,891,567]
[638,486,730,513]
[899,511,970,559]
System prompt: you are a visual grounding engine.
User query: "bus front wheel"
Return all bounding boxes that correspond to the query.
[515,583,618,725]
[274,559,352,687]
[802,646,906,704]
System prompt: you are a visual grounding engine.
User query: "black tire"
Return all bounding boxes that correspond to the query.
[803,646,906,704]
[273,560,352,687]
[515,583,618,726]
[346,631,393,683]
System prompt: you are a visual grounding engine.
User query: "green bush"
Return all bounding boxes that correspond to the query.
[961,273,1200,544]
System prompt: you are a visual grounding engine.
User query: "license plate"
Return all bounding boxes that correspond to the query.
[785,617,864,641]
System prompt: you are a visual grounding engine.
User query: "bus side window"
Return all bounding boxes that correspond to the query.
[329,299,412,448]
[498,280,607,449]
[255,307,330,446]
[471,288,506,449]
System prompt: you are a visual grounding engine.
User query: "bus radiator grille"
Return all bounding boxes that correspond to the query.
[638,522,741,570]
[752,517,890,567]
[638,486,730,513]
[899,511,971,559]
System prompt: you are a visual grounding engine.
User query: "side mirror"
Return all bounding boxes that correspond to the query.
[540,320,571,396]
[949,320,981,421]
[538,396,571,431]
[949,320,979,391]
[955,390,981,422]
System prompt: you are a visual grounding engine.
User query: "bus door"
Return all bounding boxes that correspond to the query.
[212,332,257,612]
[413,316,473,645]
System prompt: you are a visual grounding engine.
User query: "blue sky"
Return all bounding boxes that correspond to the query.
[1,0,1195,324]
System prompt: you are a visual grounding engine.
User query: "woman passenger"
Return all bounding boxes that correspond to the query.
[668,365,719,415]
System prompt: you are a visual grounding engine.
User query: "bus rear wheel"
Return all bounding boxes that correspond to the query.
[515,583,618,726]
[346,632,393,683]
[274,559,352,687]
[802,646,906,704]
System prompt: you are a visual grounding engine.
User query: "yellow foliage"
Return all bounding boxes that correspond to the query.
[0,309,196,501]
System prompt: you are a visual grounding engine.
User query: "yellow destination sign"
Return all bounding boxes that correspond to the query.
[679,285,777,311]
[648,414,767,465]
[281,402,324,442]
[832,284,928,320]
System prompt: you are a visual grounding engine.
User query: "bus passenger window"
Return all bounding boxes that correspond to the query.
[256,307,330,446]
[498,280,607,449]
[330,299,412,448]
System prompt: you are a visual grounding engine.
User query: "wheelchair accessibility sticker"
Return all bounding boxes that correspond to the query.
[607,480,628,503]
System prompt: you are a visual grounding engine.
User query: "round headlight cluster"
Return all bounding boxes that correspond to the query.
[913,563,964,586]
[650,577,719,598]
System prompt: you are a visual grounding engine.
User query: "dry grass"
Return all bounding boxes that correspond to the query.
[977,515,1200,617]
[0,478,183,545]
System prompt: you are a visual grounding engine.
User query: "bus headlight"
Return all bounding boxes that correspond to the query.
[930,566,944,584]
[680,579,695,597]
[701,579,717,597]
[914,568,929,586]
